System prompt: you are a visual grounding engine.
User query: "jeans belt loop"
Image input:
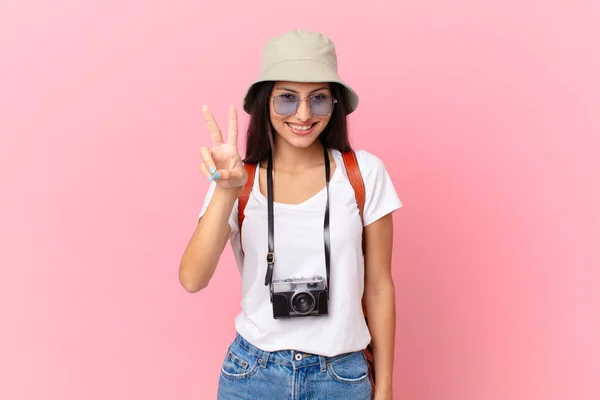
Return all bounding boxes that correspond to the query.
[319,355,328,372]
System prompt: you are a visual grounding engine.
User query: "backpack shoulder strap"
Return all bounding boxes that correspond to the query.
[342,150,376,389]
[341,150,366,233]
[238,163,257,232]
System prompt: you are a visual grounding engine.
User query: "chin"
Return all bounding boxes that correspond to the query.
[293,138,320,149]
[281,132,321,149]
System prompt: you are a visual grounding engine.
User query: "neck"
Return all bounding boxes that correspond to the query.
[272,139,325,171]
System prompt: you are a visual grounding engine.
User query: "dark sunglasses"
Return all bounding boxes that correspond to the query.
[270,94,337,116]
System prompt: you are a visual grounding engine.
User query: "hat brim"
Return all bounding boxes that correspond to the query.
[242,59,359,115]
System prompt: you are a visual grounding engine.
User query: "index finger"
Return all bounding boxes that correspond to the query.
[202,105,224,145]
[227,105,238,146]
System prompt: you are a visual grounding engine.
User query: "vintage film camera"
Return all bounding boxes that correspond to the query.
[271,275,329,319]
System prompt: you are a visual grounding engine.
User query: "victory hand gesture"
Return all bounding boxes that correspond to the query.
[200,105,247,189]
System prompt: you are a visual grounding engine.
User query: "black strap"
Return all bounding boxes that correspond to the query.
[264,151,275,287]
[323,146,331,295]
[264,147,332,296]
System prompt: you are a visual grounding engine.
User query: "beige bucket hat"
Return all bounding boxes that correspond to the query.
[243,29,359,115]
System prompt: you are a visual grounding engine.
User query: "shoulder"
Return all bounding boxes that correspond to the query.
[354,149,386,169]
[335,149,389,180]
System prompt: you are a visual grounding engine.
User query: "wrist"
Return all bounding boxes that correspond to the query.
[374,378,393,393]
[376,380,393,388]
[210,186,242,214]
[214,185,243,197]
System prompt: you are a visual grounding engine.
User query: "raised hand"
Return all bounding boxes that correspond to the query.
[200,105,247,190]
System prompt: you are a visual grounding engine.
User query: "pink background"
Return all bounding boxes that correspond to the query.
[1,1,599,399]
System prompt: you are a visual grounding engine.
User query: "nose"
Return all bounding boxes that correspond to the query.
[295,98,312,121]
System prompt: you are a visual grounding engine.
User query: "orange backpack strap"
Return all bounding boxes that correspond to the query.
[238,163,257,237]
[341,150,366,233]
[342,150,376,393]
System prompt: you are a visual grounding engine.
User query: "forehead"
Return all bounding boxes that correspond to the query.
[273,81,331,93]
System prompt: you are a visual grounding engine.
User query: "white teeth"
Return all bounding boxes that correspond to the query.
[289,124,312,131]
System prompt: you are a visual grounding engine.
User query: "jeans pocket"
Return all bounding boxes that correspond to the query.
[327,351,370,384]
[220,343,259,380]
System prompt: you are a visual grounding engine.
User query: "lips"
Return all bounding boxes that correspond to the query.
[286,122,317,136]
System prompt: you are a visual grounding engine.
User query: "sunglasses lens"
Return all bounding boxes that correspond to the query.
[273,96,298,115]
[310,96,334,116]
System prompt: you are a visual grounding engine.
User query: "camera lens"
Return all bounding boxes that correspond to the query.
[291,291,315,315]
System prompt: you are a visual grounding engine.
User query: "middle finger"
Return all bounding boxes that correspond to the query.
[227,105,238,146]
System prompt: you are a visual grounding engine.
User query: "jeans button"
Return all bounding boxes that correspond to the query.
[294,353,302,361]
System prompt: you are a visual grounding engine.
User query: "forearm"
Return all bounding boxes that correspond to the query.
[365,279,396,391]
[179,186,240,292]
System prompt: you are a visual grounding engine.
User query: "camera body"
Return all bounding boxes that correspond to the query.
[271,275,329,319]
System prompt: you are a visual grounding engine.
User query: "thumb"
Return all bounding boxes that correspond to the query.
[212,166,246,186]
[228,166,247,183]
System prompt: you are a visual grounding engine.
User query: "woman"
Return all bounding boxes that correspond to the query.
[179,29,402,400]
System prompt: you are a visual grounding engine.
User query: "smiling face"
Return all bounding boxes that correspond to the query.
[269,81,334,150]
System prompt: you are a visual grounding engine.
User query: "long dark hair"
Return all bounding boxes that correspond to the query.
[243,81,352,164]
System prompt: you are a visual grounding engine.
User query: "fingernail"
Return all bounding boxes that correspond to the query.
[213,172,221,180]
[207,175,213,182]
[202,105,208,111]
[209,167,216,174]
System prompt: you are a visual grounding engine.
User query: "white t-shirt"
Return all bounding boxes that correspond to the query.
[198,149,402,356]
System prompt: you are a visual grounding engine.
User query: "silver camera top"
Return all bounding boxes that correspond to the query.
[272,275,326,293]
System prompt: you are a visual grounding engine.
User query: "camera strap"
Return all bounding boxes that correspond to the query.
[264,146,332,297]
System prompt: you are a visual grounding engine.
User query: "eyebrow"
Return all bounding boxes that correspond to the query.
[275,86,331,94]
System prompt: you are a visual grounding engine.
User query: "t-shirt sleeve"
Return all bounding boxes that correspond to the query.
[198,181,240,236]
[357,150,403,226]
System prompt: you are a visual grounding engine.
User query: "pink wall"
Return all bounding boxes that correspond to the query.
[2,1,599,399]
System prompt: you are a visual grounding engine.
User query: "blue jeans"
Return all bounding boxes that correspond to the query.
[217,333,373,400]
